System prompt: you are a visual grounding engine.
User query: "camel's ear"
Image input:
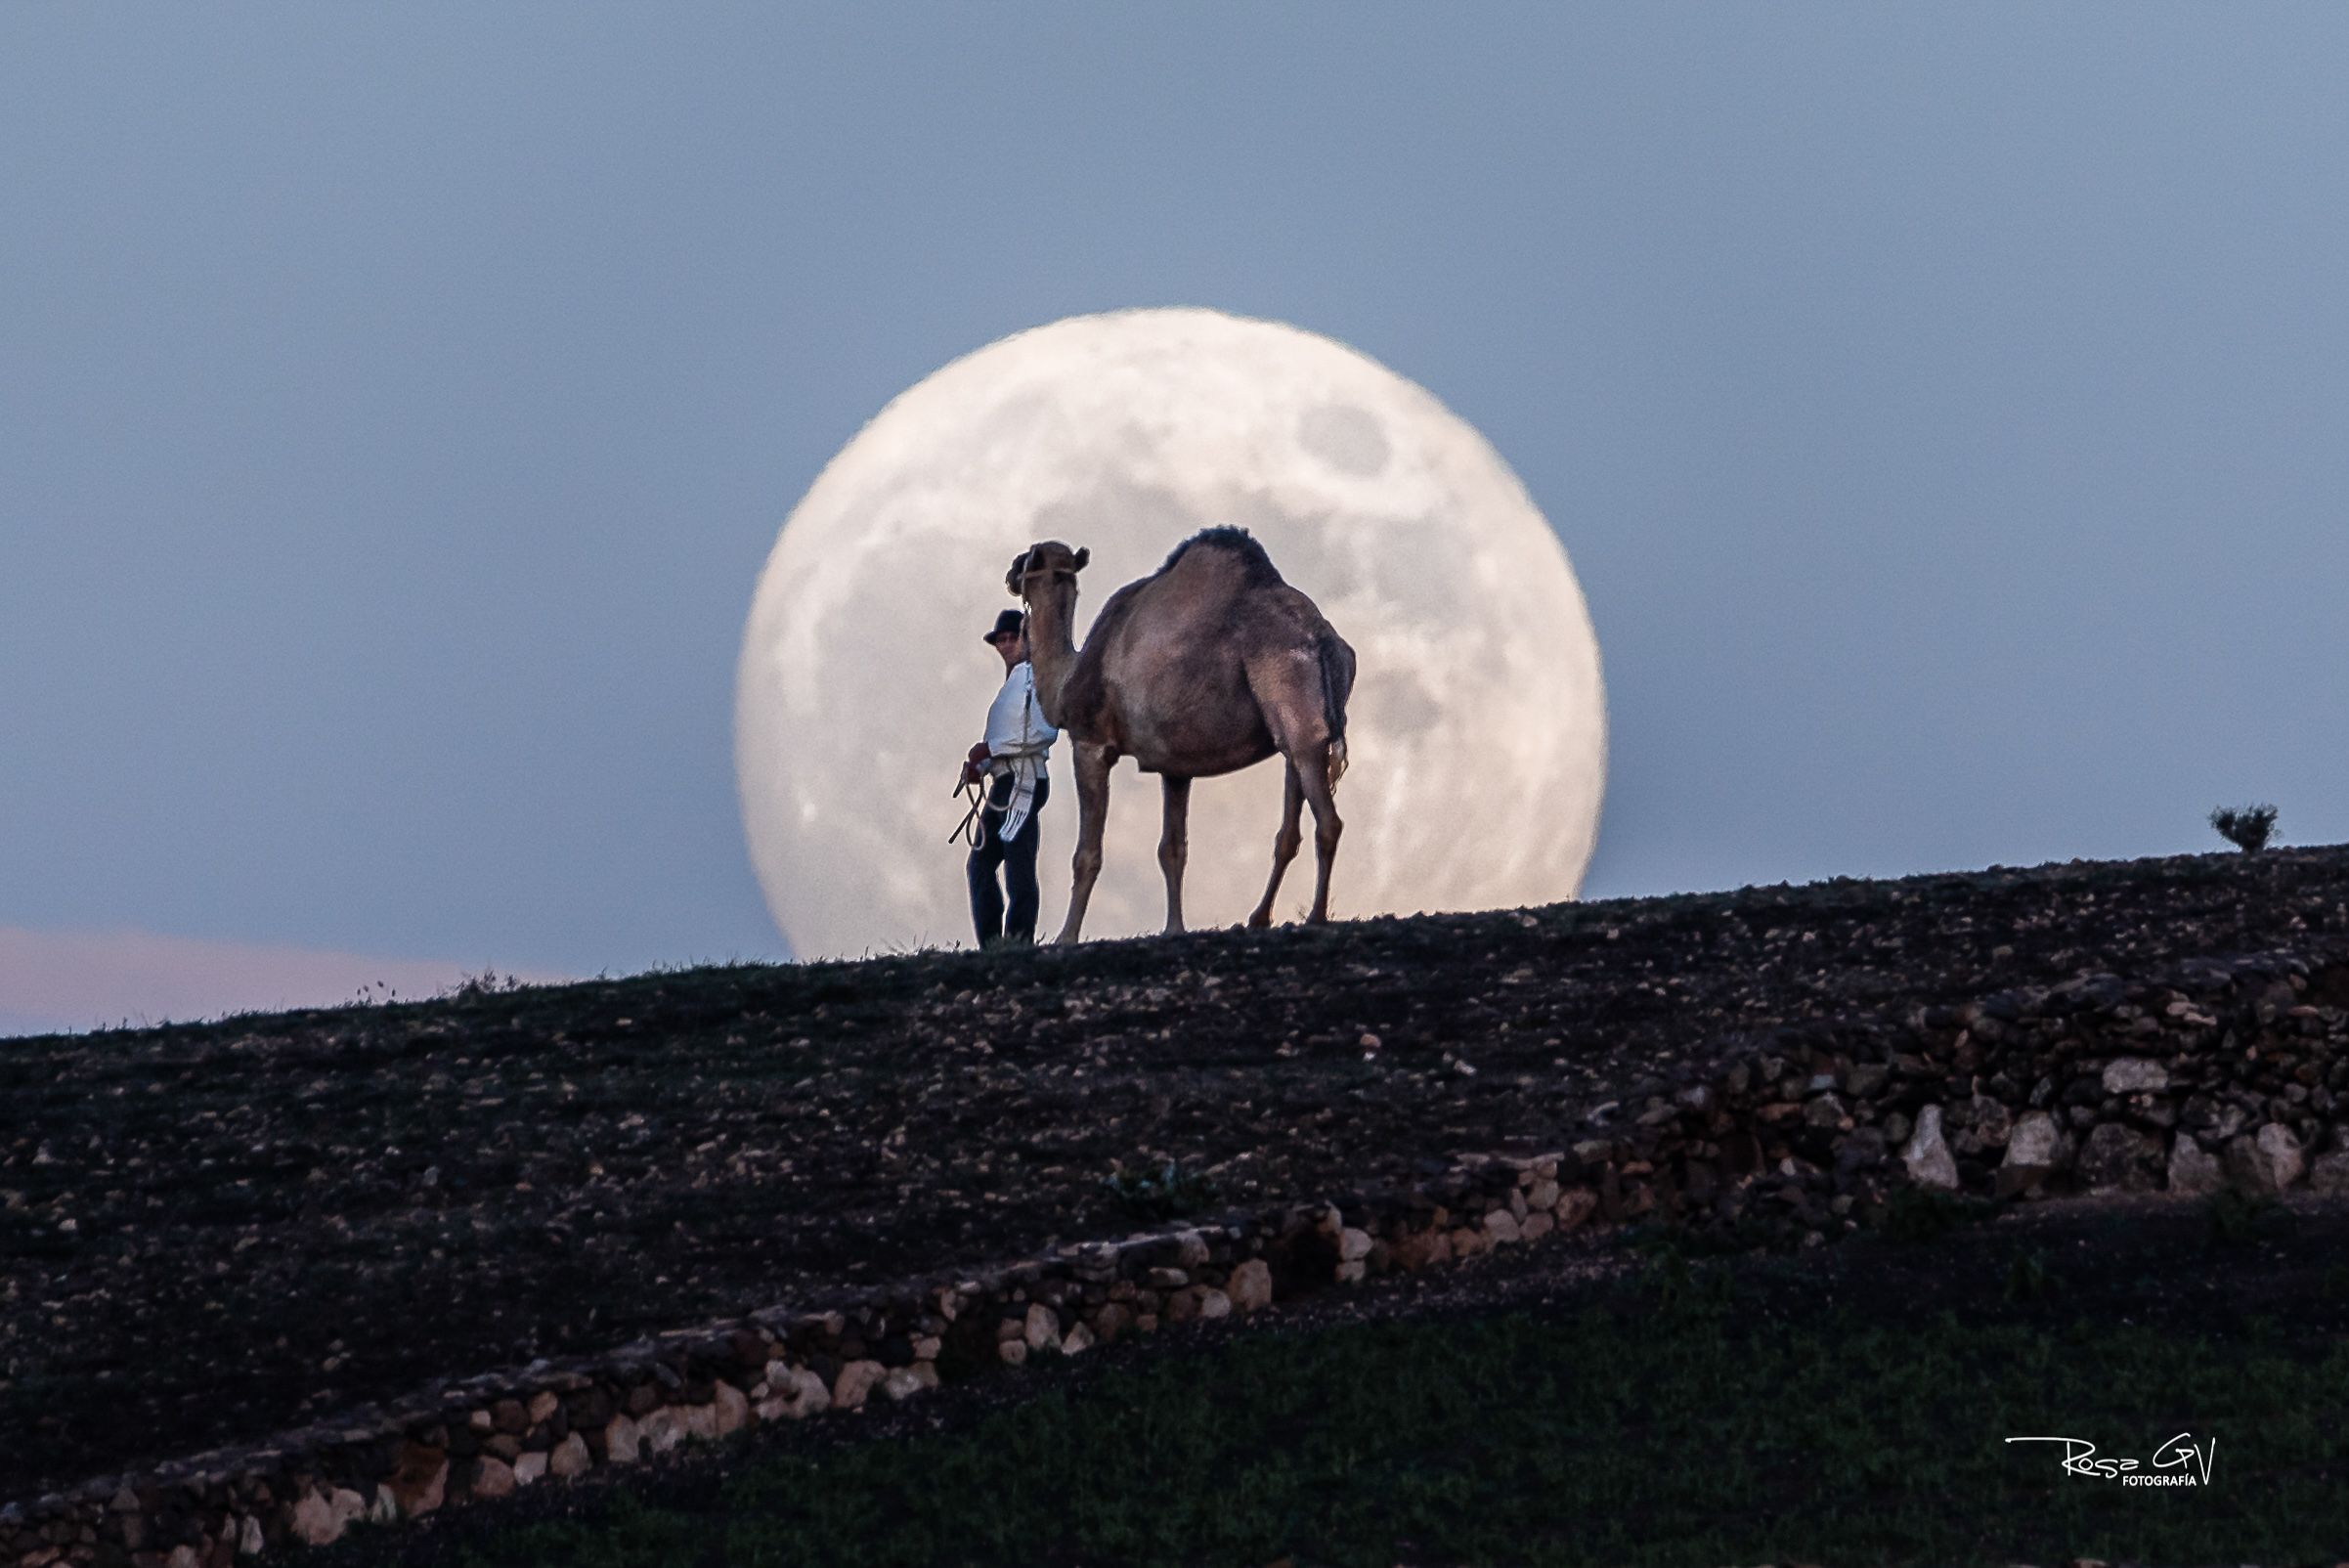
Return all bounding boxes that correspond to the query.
[1005,549,1029,596]
[1071,546,1089,572]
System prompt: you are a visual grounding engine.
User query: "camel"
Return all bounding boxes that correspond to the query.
[1005,527,1356,943]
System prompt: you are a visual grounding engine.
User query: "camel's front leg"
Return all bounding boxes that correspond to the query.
[1246,761,1304,929]
[1157,774,1191,935]
[1054,742,1116,944]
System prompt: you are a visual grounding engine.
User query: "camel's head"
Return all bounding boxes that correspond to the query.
[1005,541,1088,604]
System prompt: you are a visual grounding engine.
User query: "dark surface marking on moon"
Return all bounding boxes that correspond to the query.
[970,388,1057,459]
[1298,402,1392,477]
[1371,672,1443,738]
[1372,517,1464,618]
[1031,478,1204,560]
[1208,496,1358,602]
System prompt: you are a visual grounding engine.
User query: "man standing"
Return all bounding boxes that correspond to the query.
[963,608,1058,946]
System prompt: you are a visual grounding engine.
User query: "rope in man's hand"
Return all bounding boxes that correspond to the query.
[948,772,993,848]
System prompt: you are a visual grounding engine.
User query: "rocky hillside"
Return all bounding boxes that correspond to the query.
[5,844,2347,1512]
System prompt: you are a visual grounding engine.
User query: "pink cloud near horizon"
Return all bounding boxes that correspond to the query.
[0,926,573,1036]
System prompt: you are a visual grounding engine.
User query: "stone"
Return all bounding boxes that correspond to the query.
[637,1408,688,1454]
[1226,1258,1274,1312]
[369,1487,399,1526]
[1022,1303,1061,1352]
[1389,1228,1452,1271]
[753,1365,829,1420]
[998,1339,1028,1368]
[1833,1127,1888,1173]
[2103,1058,2169,1095]
[491,1398,528,1435]
[2309,1152,2349,1197]
[237,1514,263,1557]
[1060,1321,1097,1355]
[2077,1122,2157,1193]
[2226,1123,2305,1195]
[780,1366,832,1417]
[712,1380,751,1437]
[1553,1189,1599,1231]
[2167,1135,2223,1196]
[284,1495,343,1548]
[386,1443,448,1518]
[833,1359,887,1410]
[527,1391,560,1425]
[1902,1106,1959,1192]
[468,1458,515,1502]
[1337,1227,1372,1262]
[514,1449,551,1485]
[1519,1210,1555,1241]
[1526,1178,1560,1211]
[1092,1302,1134,1343]
[883,1365,938,1400]
[546,1433,590,1479]
[682,1402,720,1442]
[1997,1111,2068,1198]
[1483,1209,1523,1245]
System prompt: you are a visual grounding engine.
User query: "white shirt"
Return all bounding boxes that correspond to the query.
[982,661,1057,777]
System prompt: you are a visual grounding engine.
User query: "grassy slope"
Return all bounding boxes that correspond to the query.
[327,1201,2349,1568]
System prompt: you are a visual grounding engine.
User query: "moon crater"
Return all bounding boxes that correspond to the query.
[1298,403,1392,477]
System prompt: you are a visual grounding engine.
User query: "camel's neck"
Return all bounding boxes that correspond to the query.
[1023,584,1081,730]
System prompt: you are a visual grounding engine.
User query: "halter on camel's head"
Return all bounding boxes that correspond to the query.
[1006,542,1089,605]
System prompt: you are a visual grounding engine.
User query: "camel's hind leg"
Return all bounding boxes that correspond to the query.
[1295,746,1343,924]
[1157,774,1192,936]
[1054,741,1116,945]
[1246,761,1304,929]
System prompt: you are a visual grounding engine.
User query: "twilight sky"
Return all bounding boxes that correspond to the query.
[5,6,2345,1035]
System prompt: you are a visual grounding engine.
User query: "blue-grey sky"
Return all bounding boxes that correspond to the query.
[5,6,2345,1033]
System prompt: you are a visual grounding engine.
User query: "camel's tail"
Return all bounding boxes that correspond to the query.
[1318,631,1354,790]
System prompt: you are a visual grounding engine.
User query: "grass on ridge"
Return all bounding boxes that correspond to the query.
[410,1287,2347,1568]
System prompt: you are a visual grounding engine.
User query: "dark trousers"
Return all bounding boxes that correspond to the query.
[968,773,1049,947]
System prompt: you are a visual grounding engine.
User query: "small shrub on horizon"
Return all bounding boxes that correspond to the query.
[447,969,531,1001]
[2210,803,2280,853]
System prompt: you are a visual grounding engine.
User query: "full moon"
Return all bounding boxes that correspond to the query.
[736,308,1605,959]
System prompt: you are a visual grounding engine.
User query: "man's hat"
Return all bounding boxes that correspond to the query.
[982,609,1025,645]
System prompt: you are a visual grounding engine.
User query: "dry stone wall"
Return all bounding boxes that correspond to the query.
[6,942,2343,1566]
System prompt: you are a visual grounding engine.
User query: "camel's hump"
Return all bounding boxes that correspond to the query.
[1156,526,1284,587]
